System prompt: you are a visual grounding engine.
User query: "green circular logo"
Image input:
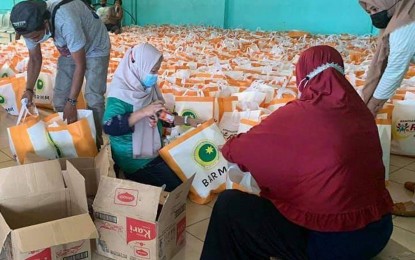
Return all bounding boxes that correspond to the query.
[36,79,44,91]
[181,110,197,119]
[0,95,5,104]
[194,141,219,168]
[1,73,8,78]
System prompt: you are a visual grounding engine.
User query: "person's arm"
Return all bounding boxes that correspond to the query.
[128,101,165,126]
[63,48,86,123]
[373,22,415,100]
[103,97,133,136]
[23,43,42,105]
[104,113,134,136]
[57,11,88,123]
[173,115,203,127]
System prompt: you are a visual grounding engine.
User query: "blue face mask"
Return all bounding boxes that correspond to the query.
[36,29,51,44]
[142,74,158,88]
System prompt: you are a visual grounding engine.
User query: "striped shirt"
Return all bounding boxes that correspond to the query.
[373,21,415,100]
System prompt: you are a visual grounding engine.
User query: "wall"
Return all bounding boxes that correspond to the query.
[225,0,374,35]
[0,0,15,11]
[0,0,375,35]
[130,0,225,28]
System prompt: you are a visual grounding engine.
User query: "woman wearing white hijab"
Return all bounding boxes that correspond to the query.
[360,0,415,217]
[103,43,200,191]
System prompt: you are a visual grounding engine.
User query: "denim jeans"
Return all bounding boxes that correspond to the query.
[124,156,183,192]
[54,55,110,148]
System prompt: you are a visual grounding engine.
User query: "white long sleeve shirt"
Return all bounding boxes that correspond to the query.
[373,21,415,100]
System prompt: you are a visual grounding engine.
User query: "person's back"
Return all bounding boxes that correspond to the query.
[201,46,393,260]
[46,0,110,57]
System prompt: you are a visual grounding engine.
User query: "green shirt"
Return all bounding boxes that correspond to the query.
[103,97,163,174]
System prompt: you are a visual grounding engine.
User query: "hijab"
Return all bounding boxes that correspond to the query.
[222,46,392,231]
[107,43,164,159]
[359,0,415,102]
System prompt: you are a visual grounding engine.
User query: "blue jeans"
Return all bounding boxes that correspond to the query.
[124,156,182,192]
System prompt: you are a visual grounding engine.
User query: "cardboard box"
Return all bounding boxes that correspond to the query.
[93,175,194,260]
[0,160,98,260]
[24,144,116,216]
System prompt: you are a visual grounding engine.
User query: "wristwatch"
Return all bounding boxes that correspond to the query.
[66,98,78,106]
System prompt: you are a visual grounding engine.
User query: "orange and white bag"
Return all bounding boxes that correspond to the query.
[0,63,16,78]
[267,87,297,112]
[226,164,261,195]
[174,96,215,134]
[7,99,59,164]
[32,70,55,109]
[238,118,259,134]
[0,77,25,115]
[160,119,228,204]
[376,107,393,180]
[377,119,392,180]
[44,109,97,158]
[391,100,415,156]
[219,110,262,140]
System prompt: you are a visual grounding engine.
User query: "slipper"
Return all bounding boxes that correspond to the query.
[392,201,415,217]
[404,182,415,193]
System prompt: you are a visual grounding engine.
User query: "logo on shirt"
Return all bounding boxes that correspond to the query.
[193,140,219,168]
[0,95,5,105]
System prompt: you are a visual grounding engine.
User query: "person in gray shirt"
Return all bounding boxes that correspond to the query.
[10,0,111,148]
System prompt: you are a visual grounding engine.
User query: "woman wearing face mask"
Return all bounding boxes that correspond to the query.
[200,46,393,260]
[96,0,123,34]
[359,0,415,217]
[359,0,415,112]
[103,43,201,192]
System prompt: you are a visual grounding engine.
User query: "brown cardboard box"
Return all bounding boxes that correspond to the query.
[93,175,194,260]
[24,144,116,216]
[0,160,98,260]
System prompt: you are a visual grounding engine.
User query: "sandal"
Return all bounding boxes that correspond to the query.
[392,201,415,217]
[404,182,415,193]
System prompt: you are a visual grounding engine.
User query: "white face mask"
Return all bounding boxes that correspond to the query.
[35,29,51,44]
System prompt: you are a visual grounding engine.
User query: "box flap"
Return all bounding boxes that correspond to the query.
[64,162,88,215]
[0,160,64,200]
[159,175,194,222]
[0,213,11,249]
[78,168,99,197]
[93,176,162,221]
[23,153,48,164]
[13,214,97,253]
[0,190,68,229]
[94,144,116,178]
[67,158,94,170]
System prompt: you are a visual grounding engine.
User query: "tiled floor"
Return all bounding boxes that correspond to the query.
[1,109,415,259]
